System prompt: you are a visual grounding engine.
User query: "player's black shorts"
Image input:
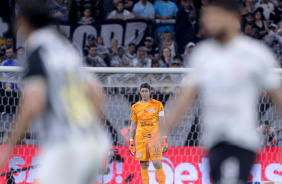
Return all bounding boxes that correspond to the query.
[208,142,256,184]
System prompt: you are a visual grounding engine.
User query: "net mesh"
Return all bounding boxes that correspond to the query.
[0,70,281,184]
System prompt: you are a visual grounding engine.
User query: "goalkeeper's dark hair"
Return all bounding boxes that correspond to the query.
[17,0,51,29]
[209,0,239,12]
[140,83,151,90]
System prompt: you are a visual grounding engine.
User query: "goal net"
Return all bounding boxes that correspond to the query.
[0,67,281,184]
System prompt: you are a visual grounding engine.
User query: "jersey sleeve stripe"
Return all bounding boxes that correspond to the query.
[158,111,165,116]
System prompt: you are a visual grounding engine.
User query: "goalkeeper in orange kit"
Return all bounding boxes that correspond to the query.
[129,83,168,184]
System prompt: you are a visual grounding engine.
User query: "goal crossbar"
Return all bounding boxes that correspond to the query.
[0,66,191,74]
[0,67,281,75]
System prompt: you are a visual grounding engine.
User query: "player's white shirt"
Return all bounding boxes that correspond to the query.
[188,35,280,151]
[25,28,109,184]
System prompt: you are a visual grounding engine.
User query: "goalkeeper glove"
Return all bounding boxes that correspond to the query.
[129,139,135,156]
[162,136,168,153]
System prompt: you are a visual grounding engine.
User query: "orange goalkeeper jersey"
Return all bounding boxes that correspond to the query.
[131,99,165,143]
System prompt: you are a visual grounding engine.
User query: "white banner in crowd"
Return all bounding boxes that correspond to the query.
[12,20,148,53]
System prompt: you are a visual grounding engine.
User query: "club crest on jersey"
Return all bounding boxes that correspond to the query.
[149,107,155,113]
[136,152,141,158]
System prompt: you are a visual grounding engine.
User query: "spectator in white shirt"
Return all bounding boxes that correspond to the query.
[182,42,195,67]
[111,47,130,67]
[78,8,95,24]
[124,43,137,63]
[131,47,152,67]
[109,38,119,58]
[265,24,279,45]
[254,0,274,21]
[96,36,110,66]
[162,30,178,57]
[108,1,135,20]
[265,24,281,57]
[84,45,107,67]
[257,121,277,147]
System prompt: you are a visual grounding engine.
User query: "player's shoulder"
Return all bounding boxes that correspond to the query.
[239,35,276,60]
[237,35,269,51]
[25,46,44,67]
[196,38,216,48]
[190,39,216,57]
[150,99,162,105]
[188,39,214,67]
[240,36,280,71]
[132,101,142,108]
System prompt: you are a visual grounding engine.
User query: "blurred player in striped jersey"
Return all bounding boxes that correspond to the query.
[0,0,109,184]
[129,83,168,184]
[164,0,282,184]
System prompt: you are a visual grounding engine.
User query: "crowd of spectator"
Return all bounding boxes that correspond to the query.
[0,0,281,100]
[1,0,282,68]
[79,0,281,68]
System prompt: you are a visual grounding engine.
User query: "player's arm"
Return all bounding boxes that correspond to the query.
[6,78,46,145]
[130,121,137,140]
[162,41,201,136]
[163,84,198,137]
[158,102,168,153]
[130,120,137,139]
[0,51,47,171]
[86,75,105,123]
[267,90,281,147]
[129,105,137,156]
[269,89,282,115]
[159,116,168,153]
[0,78,47,170]
[129,121,137,156]
[260,44,282,115]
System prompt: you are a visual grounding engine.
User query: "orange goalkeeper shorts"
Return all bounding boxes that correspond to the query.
[135,142,162,161]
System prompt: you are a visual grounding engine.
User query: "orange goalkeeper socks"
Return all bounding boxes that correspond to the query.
[141,168,149,184]
[156,167,165,184]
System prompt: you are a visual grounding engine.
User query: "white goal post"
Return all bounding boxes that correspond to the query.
[0,66,281,184]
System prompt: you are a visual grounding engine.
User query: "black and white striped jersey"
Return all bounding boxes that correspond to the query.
[24,28,97,144]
